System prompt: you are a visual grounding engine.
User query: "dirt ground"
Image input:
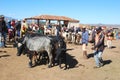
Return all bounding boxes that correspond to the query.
[0,40,120,80]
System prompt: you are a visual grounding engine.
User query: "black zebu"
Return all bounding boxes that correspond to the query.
[55,37,68,69]
[17,33,55,68]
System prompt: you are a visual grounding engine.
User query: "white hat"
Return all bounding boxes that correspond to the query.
[82,26,86,28]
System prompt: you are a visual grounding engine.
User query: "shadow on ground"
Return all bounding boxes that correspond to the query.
[0,50,7,53]
[104,45,116,49]
[36,48,79,69]
[0,54,10,58]
[66,52,78,69]
[88,53,94,59]
[87,53,112,66]
[111,46,116,49]
[0,50,10,58]
[103,60,112,66]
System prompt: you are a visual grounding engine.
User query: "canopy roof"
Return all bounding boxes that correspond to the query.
[25,15,79,22]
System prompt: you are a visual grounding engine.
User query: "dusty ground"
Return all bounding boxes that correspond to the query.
[0,40,120,80]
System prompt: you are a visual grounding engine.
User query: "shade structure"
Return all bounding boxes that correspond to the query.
[25,15,79,22]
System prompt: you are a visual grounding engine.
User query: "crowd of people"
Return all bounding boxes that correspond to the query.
[80,25,119,68]
[0,14,120,68]
[0,15,45,47]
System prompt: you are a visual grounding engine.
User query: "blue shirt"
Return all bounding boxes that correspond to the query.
[6,22,11,29]
[82,30,89,44]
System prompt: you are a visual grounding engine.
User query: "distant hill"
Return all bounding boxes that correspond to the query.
[84,23,120,28]
[4,16,17,22]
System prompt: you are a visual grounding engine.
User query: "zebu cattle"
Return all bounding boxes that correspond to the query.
[62,31,68,42]
[17,33,54,68]
[75,33,81,44]
[16,33,43,56]
[62,31,81,44]
[16,32,69,69]
[67,32,72,43]
[77,31,82,44]
[71,33,76,44]
[55,37,68,70]
[63,31,72,43]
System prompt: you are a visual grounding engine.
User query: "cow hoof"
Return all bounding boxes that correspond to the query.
[26,55,28,57]
[48,65,52,68]
[59,66,62,69]
[23,53,26,55]
[35,61,38,66]
[64,67,67,70]
[17,53,21,56]
[37,60,40,64]
[29,66,32,68]
[29,62,32,68]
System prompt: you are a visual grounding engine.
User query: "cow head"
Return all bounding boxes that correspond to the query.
[16,37,26,56]
[55,38,66,60]
[58,38,66,49]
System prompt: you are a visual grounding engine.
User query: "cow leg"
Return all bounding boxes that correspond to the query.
[64,52,68,70]
[48,54,52,68]
[52,53,57,66]
[59,52,68,70]
[28,53,33,68]
[59,58,62,69]
[28,52,37,68]
[47,49,53,68]
[17,45,23,56]
[44,52,50,65]
[32,51,38,66]
[46,53,49,64]
[37,52,42,64]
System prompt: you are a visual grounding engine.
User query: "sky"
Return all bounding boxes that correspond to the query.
[0,0,120,24]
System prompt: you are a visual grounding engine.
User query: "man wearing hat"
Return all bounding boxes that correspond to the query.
[0,15,8,47]
[81,26,89,59]
[91,26,105,68]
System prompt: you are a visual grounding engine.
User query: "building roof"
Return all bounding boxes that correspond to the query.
[25,15,79,22]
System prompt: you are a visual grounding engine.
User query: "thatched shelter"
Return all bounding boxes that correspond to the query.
[24,15,80,28]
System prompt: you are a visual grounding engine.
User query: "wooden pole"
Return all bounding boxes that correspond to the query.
[37,19,39,26]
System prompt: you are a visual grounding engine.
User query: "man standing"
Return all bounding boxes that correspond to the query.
[15,20,21,38]
[55,25,61,41]
[21,19,28,37]
[91,27,105,68]
[106,29,113,49]
[0,15,8,47]
[81,26,89,59]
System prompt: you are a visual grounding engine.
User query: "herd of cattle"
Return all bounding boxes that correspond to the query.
[15,32,68,70]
